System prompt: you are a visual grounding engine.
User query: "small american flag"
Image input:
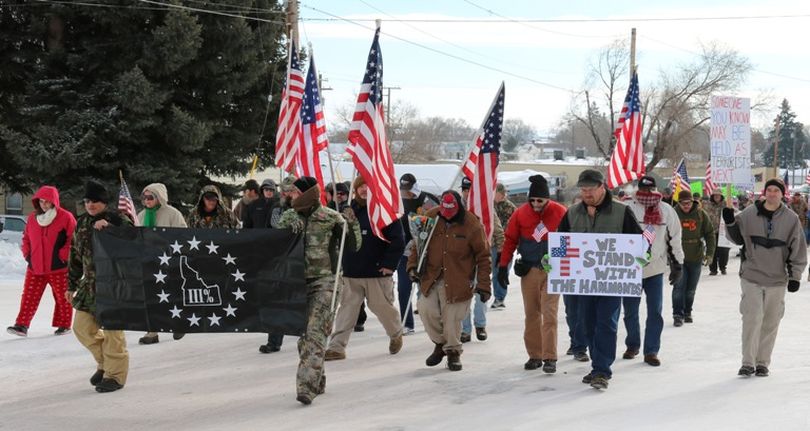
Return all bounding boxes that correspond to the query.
[299,54,328,205]
[551,236,580,277]
[607,71,645,189]
[705,159,717,196]
[642,224,656,245]
[275,40,305,174]
[118,177,139,226]
[465,83,505,240]
[532,222,548,242]
[670,158,691,198]
[346,26,402,241]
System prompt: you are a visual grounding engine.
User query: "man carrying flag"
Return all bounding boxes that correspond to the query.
[298,53,329,205]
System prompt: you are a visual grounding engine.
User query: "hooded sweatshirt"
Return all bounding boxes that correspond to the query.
[186,185,240,229]
[21,186,77,275]
[136,183,187,228]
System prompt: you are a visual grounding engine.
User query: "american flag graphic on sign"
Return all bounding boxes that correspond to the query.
[532,222,548,243]
[642,224,656,246]
[551,236,580,277]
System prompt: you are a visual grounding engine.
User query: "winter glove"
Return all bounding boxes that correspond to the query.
[341,207,357,225]
[541,253,552,273]
[703,255,712,267]
[288,218,305,234]
[476,289,491,303]
[408,268,420,283]
[788,279,800,293]
[497,266,510,288]
[635,251,652,267]
[722,207,736,225]
[669,262,683,285]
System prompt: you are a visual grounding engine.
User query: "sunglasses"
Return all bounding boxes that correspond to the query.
[203,194,219,201]
[336,192,348,196]
[679,200,693,205]
[142,195,156,201]
[529,198,547,204]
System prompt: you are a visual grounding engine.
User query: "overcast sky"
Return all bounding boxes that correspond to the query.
[295,0,810,137]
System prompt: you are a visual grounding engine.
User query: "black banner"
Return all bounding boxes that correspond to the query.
[93,227,307,336]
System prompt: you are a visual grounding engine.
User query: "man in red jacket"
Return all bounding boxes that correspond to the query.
[498,175,567,373]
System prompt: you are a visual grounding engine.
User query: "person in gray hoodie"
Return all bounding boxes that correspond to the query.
[723,178,807,378]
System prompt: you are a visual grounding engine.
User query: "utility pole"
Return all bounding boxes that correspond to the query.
[629,27,637,78]
[773,119,780,179]
[384,86,401,124]
[285,0,299,47]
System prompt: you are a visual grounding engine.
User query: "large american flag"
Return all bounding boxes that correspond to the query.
[607,71,645,189]
[704,159,717,196]
[118,177,139,226]
[346,26,402,241]
[275,40,305,174]
[299,55,328,205]
[465,83,505,240]
[670,158,691,197]
[551,236,580,277]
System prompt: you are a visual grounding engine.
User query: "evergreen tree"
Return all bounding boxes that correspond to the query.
[0,1,286,209]
[763,99,807,172]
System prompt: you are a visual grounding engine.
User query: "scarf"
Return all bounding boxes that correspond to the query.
[635,190,664,225]
[36,208,57,227]
[142,205,160,227]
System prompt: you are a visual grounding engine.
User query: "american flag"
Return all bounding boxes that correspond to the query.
[346,26,402,241]
[805,171,810,186]
[704,159,717,196]
[607,71,645,189]
[118,177,139,226]
[299,54,328,205]
[551,236,580,277]
[642,224,656,246]
[275,40,305,174]
[465,83,505,240]
[670,158,691,199]
[532,222,548,243]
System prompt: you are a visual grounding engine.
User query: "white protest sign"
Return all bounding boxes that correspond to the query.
[717,220,735,248]
[547,232,645,297]
[710,96,753,189]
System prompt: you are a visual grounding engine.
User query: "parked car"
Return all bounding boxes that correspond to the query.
[0,214,26,245]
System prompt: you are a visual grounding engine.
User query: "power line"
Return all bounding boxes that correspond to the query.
[137,0,286,24]
[300,13,810,23]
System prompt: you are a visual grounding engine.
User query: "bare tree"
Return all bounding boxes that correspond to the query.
[502,118,537,152]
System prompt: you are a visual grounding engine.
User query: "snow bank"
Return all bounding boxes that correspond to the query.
[0,241,25,281]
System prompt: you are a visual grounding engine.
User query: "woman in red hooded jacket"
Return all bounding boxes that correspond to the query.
[7,186,77,337]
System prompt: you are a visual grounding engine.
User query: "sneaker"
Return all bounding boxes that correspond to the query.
[460,332,471,343]
[324,350,345,361]
[524,358,543,370]
[6,325,27,337]
[738,365,755,376]
[389,335,403,355]
[590,374,609,390]
[573,352,590,362]
[90,369,104,386]
[542,360,557,374]
[475,327,487,341]
[173,332,185,340]
[684,315,694,323]
[674,317,684,327]
[644,354,661,367]
[354,324,364,332]
[490,299,504,310]
[402,327,415,336]
[622,348,639,360]
[138,334,159,345]
[95,378,124,393]
[755,366,769,377]
[54,327,71,336]
[259,344,281,354]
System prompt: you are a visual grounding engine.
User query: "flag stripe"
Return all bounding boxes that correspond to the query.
[607,71,645,189]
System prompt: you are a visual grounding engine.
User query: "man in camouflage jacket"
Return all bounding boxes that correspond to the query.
[186,185,240,228]
[277,176,361,405]
[492,182,516,307]
[66,181,132,393]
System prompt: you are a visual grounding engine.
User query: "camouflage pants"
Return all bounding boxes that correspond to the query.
[296,276,339,399]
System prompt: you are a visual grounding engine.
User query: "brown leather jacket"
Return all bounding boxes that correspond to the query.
[407,207,492,303]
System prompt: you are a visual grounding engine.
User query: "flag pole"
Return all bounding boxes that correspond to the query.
[450,82,505,189]
[309,42,340,203]
[328,169,357,333]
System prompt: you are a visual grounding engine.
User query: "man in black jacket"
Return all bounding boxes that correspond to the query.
[325,176,406,360]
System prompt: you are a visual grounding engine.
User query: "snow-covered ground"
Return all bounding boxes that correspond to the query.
[1,255,809,431]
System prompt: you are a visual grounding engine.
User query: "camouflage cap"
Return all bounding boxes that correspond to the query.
[495,182,507,194]
[281,175,298,192]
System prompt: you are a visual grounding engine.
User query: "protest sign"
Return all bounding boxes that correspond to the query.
[710,96,753,189]
[547,232,645,297]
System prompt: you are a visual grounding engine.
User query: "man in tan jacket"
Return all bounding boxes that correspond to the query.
[407,190,491,371]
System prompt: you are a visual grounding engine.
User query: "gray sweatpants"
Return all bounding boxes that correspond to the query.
[740,279,786,368]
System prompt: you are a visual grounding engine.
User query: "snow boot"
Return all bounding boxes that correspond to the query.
[460,332,471,343]
[644,354,661,367]
[573,352,590,362]
[324,350,346,361]
[446,350,462,371]
[590,374,609,390]
[524,358,543,370]
[95,378,123,393]
[755,366,769,377]
[139,334,159,345]
[622,348,639,360]
[738,365,755,377]
[425,343,446,367]
[89,369,104,386]
[542,360,557,374]
[475,327,487,341]
[389,335,403,354]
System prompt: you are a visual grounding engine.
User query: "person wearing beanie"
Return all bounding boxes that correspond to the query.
[556,169,644,390]
[7,185,77,338]
[498,174,570,372]
[622,175,684,367]
[276,175,361,405]
[67,180,132,393]
[492,182,517,309]
[407,190,491,372]
[186,185,239,229]
[723,178,807,377]
[704,188,730,275]
[136,183,188,346]
[233,179,261,223]
[325,175,406,362]
[673,190,715,327]
[328,182,350,212]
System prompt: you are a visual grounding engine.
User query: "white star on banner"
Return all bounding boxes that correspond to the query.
[231,269,245,282]
[157,290,170,303]
[222,304,237,317]
[188,313,201,327]
[232,288,246,301]
[208,314,222,326]
[222,254,236,265]
[205,241,219,255]
[158,252,171,266]
[169,305,183,318]
[187,236,201,250]
[154,270,167,284]
[170,241,183,254]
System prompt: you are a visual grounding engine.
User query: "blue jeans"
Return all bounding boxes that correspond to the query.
[622,274,664,355]
[672,262,702,318]
[461,292,487,334]
[579,295,621,377]
[564,295,587,354]
[396,256,415,330]
[492,249,512,302]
